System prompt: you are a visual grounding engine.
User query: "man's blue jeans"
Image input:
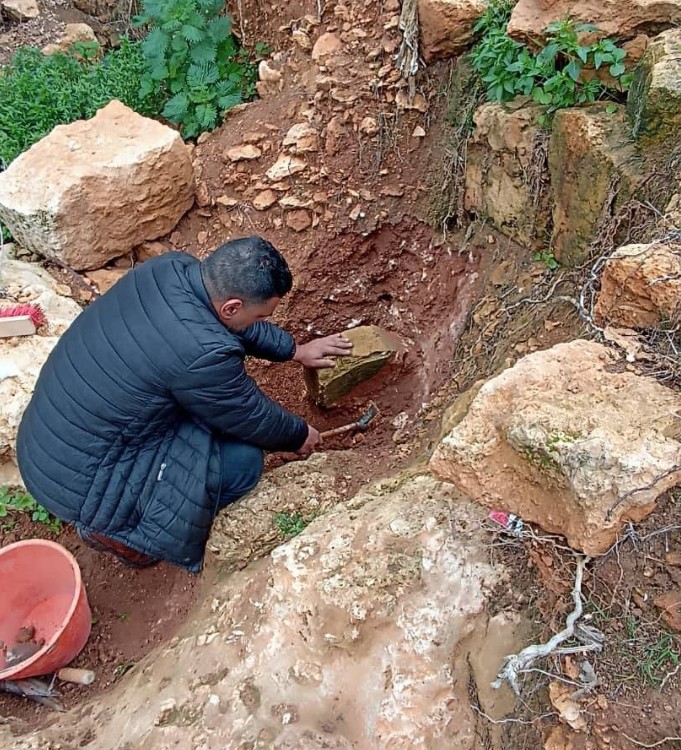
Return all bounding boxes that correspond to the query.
[207,438,264,512]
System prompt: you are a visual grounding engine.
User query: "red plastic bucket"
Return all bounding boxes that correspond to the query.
[0,539,91,680]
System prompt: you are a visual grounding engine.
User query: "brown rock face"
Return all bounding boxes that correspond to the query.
[417,0,487,62]
[430,341,681,555]
[508,0,681,44]
[548,105,644,266]
[465,100,551,248]
[628,29,681,146]
[595,243,681,328]
[304,325,405,407]
[0,101,195,271]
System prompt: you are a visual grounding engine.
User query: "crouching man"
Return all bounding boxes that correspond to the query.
[17,236,351,572]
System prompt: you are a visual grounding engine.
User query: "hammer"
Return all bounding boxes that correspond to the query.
[320,401,379,440]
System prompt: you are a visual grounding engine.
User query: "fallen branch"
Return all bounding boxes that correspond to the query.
[492,556,593,695]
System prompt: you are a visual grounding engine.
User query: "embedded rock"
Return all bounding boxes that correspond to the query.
[417,0,487,63]
[595,242,681,328]
[508,0,681,45]
[4,471,520,749]
[628,29,681,146]
[548,105,644,266]
[430,340,681,555]
[465,100,551,248]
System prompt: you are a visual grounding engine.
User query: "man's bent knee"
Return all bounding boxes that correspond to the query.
[218,440,264,507]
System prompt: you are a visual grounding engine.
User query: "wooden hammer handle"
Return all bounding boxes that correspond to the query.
[320,423,360,439]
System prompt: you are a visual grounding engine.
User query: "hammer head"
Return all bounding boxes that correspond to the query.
[357,401,379,429]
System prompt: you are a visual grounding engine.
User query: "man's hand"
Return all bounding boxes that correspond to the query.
[293,333,353,369]
[297,424,322,457]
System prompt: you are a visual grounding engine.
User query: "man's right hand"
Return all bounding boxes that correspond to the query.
[297,425,322,457]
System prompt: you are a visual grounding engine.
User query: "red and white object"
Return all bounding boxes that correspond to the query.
[0,304,46,338]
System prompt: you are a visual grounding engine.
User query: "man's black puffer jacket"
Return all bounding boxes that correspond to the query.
[16,252,308,572]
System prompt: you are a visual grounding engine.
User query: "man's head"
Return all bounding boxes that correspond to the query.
[200,236,293,331]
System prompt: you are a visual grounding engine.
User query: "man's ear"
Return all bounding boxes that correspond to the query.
[219,298,243,322]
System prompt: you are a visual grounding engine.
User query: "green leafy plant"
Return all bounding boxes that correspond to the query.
[533,250,559,270]
[133,0,257,138]
[0,40,165,168]
[0,486,62,533]
[274,512,312,540]
[471,2,633,126]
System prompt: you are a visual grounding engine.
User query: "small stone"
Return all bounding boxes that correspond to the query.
[216,195,239,207]
[87,268,127,295]
[395,90,428,112]
[349,205,362,221]
[380,185,404,197]
[412,125,426,137]
[1,0,39,21]
[258,60,282,82]
[266,155,307,181]
[253,190,278,211]
[283,123,319,154]
[359,117,379,136]
[224,144,262,162]
[666,552,681,567]
[292,28,312,50]
[285,210,312,233]
[155,698,177,726]
[312,32,342,60]
[242,130,267,144]
[655,591,681,632]
[136,241,166,263]
[197,231,208,244]
[279,195,312,208]
[304,325,405,407]
[43,23,98,56]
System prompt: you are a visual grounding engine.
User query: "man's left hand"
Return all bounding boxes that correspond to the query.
[294,333,353,369]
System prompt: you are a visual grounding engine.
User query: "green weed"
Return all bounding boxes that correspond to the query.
[533,251,560,270]
[471,2,632,127]
[274,512,313,540]
[0,486,62,534]
[0,39,165,168]
[132,0,257,138]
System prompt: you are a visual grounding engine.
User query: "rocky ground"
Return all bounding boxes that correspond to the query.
[1,0,681,748]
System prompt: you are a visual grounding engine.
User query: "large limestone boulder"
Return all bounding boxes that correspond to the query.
[508,0,681,45]
[208,454,345,573]
[465,100,551,248]
[430,340,681,555]
[595,242,681,328]
[2,472,521,749]
[548,105,644,266]
[0,100,195,271]
[628,29,681,146]
[418,0,487,62]
[0,259,82,485]
[0,0,39,21]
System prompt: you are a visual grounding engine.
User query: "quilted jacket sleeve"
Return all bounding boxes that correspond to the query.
[237,322,296,362]
[171,348,308,451]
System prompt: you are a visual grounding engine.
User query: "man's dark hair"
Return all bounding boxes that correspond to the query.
[200,236,293,304]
